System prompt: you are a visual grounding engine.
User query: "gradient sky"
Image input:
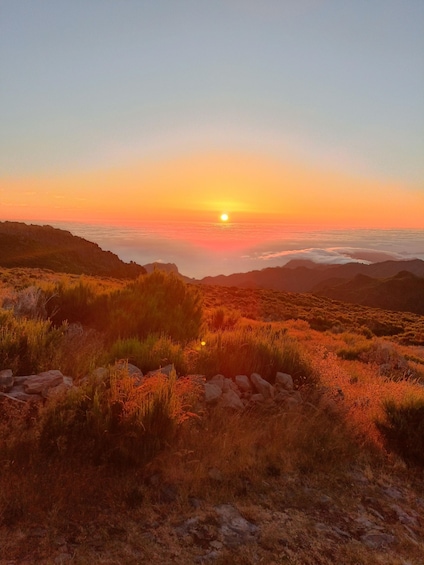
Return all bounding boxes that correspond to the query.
[1,0,423,227]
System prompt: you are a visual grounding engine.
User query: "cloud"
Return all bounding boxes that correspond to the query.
[258,247,406,265]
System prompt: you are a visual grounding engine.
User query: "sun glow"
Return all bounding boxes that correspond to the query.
[220,213,229,222]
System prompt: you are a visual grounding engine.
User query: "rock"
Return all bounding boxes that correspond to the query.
[91,367,109,381]
[1,386,42,402]
[235,374,252,392]
[215,504,258,547]
[0,369,14,392]
[204,383,222,404]
[220,389,244,411]
[249,393,265,404]
[250,373,274,399]
[208,374,225,391]
[23,370,64,395]
[276,391,302,410]
[391,504,420,528]
[146,363,173,377]
[275,372,294,391]
[116,361,143,376]
[44,377,74,399]
[360,531,396,549]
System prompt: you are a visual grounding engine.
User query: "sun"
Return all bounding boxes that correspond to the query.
[220,213,229,222]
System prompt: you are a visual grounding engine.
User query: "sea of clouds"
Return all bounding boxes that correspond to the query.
[46,220,423,279]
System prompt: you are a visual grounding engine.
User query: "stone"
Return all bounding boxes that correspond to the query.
[215,504,258,547]
[275,372,294,391]
[235,375,251,392]
[208,374,225,391]
[146,363,173,377]
[1,386,42,402]
[204,383,222,404]
[23,370,64,395]
[250,373,274,399]
[91,367,109,381]
[116,361,143,376]
[277,391,302,410]
[360,532,396,549]
[249,393,265,404]
[44,377,74,399]
[220,389,244,411]
[0,369,14,392]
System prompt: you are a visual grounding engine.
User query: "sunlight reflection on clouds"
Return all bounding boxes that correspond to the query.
[37,220,423,279]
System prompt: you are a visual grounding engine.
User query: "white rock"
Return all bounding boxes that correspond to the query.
[23,370,64,395]
[235,374,252,392]
[220,389,244,411]
[275,372,294,391]
[209,374,225,391]
[204,383,222,404]
[250,373,275,399]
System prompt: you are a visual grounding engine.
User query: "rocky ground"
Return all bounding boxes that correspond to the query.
[1,463,423,564]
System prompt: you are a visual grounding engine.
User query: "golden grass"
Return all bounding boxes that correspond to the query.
[1,269,424,564]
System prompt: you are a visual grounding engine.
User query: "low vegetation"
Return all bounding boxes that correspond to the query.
[1,267,424,564]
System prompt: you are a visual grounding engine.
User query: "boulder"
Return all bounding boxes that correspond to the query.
[204,383,222,404]
[215,504,258,547]
[235,374,251,392]
[249,393,265,404]
[220,389,244,411]
[146,364,173,377]
[0,369,14,392]
[44,376,74,399]
[116,361,143,377]
[2,386,42,402]
[275,372,294,391]
[208,374,225,391]
[23,370,64,395]
[250,373,274,399]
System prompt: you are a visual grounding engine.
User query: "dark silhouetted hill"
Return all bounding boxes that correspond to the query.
[201,259,424,293]
[314,270,424,315]
[0,221,146,278]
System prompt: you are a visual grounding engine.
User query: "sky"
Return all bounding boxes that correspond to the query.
[1,0,423,230]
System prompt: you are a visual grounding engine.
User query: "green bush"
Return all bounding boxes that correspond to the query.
[191,326,314,386]
[376,397,424,467]
[109,271,203,342]
[46,279,109,328]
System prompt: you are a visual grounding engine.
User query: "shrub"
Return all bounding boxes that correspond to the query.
[0,308,65,375]
[376,397,424,467]
[108,334,187,375]
[190,326,314,386]
[207,307,241,330]
[45,279,109,328]
[109,271,203,342]
[38,364,202,467]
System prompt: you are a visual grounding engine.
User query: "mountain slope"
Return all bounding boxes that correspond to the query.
[314,270,424,315]
[0,221,146,278]
[201,260,424,293]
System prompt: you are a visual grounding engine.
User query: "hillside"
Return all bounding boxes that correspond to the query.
[200,259,424,314]
[0,221,146,278]
[314,271,424,315]
[1,267,424,564]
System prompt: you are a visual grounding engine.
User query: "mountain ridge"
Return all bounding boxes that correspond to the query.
[0,221,146,278]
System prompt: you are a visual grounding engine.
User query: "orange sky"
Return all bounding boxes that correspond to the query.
[1,151,422,228]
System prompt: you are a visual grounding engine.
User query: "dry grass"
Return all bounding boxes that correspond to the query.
[1,269,424,563]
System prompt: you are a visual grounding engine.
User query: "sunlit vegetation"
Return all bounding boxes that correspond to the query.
[1,266,424,563]
[191,326,314,386]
